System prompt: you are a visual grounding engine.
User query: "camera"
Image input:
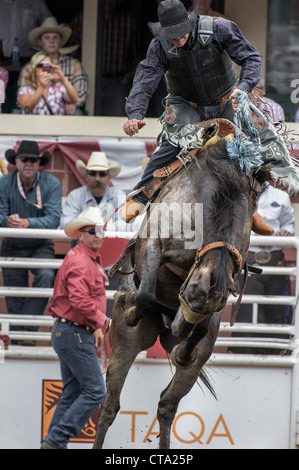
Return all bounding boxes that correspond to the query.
[42,63,51,73]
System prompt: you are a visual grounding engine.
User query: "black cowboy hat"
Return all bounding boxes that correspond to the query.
[148,0,198,41]
[5,140,51,166]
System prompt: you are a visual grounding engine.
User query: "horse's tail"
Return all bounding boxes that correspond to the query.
[199,368,217,400]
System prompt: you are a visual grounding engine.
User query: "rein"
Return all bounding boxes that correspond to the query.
[179,242,245,326]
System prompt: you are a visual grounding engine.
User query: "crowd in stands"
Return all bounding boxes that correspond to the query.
[0,0,297,119]
[0,0,87,115]
[0,139,131,340]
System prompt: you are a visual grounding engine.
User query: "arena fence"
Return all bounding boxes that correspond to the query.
[1,230,299,447]
[0,230,298,359]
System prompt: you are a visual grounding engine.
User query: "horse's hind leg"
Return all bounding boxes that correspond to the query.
[93,344,139,448]
[93,313,161,449]
[157,312,221,449]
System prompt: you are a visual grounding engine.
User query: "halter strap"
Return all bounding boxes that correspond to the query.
[179,242,244,325]
[196,242,243,273]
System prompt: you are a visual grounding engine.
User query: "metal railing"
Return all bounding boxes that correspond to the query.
[1,229,299,449]
[0,229,298,358]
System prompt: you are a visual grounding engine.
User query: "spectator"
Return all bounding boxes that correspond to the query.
[17,51,79,115]
[188,0,228,18]
[60,151,127,233]
[231,183,295,355]
[0,66,8,112]
[41,207,107,450]
[60,151,139,319]
[253,79,285,122]
[0,140,62,339]
[0,0,52,60]
[294,108,299,123]
[18,17,88,115]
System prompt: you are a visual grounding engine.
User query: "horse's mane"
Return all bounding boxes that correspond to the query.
[201,139,250,239]
[199,139,252,292]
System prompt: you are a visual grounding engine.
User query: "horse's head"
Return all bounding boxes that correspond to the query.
[172,139,255,339]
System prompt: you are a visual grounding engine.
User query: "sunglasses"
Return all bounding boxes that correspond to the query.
[87,171,110,177]
[18,156,40,163]
[80,228,96,235]
[79,228,105,238]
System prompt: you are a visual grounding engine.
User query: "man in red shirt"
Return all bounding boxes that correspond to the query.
[41,207,107,449]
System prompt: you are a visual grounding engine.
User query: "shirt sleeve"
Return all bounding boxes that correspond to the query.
[0,176,11,227]
[280,197,295,234]
[214,18,262,93]
[17,85,34,108]
[125,39,167,120]
[67,265,106,329]
[60,189,82,229]
[70,59,89,106]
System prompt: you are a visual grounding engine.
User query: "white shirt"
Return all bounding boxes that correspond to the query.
[60,184,138,233]
[250,184,295,252]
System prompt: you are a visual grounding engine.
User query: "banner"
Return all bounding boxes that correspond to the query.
[0,136,157,194]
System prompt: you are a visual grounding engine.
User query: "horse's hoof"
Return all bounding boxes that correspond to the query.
[170,344,197,369]
[124,306,142,327]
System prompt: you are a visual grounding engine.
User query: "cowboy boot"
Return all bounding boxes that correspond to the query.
[252,212,274,236]
[120,200,145,223]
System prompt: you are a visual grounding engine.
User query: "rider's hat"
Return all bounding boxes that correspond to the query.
[148,0,198,41]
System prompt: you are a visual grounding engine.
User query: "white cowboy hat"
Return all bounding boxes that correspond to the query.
[28,17,72,48]
[76,152,121,179]
[64,207,104,239]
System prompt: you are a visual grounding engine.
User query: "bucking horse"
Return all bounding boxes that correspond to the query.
[93,92,299,449]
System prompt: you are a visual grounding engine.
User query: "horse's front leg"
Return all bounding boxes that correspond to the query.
[125,240,162,326]
[157,312,221,449]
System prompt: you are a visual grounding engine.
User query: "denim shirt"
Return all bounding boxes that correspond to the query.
[60,184,128,232]
[0,170,62,247]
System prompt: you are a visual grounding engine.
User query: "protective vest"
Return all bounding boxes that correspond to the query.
[161,16,238,105]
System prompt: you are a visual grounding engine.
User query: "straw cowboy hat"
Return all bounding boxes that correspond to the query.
[148,0,198,41]
[64,207,104,239]
[76,152,121,179]
[28,17,79,55]
[5,140,51,166]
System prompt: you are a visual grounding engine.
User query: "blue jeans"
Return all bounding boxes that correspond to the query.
[133,95,235,205]
[1,240,56,331]
[44,320,106,449]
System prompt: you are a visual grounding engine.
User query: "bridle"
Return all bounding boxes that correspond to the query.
[178,241,246,326]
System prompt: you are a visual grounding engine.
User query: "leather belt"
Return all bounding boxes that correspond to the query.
[56,317,94,333]
[247,250,283,265]
[190,89,233,108]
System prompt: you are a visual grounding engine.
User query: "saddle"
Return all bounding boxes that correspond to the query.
[142,118,236,201]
